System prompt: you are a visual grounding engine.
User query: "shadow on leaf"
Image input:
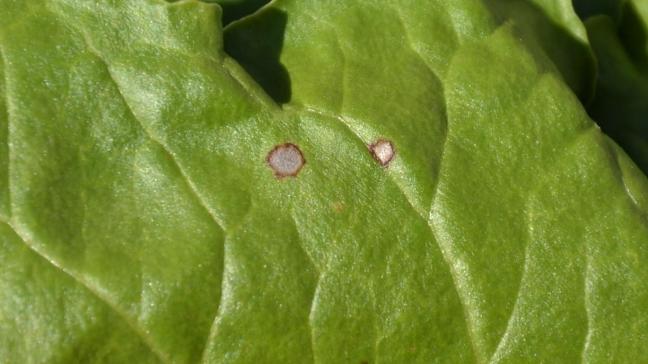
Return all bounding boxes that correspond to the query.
[224,8,292,104]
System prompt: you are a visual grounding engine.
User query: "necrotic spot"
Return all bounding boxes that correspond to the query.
[369,139,395,167]
[267,143,305,178]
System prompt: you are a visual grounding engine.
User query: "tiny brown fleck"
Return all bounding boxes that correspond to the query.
[331,201,345,213]
[369,139,395,167]
[267,143,305,178]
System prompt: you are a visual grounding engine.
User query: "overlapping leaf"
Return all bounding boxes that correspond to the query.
[576,0,648,173]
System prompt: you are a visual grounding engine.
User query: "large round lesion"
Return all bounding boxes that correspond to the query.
[266,143,306,178]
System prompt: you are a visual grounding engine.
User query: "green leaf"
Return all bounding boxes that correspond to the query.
[227,2,648,361]
[199,0,270,25]
[483,0,597,102]
[0,224,160,363]
[574,0,628,22]
[578,0,648,173]
[1,1,648,363]
[0,44,8,220]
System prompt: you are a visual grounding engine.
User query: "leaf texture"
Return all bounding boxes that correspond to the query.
[0,1,647,363]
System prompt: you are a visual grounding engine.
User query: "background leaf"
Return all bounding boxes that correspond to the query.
[576,0,648,173]
[200,0,270,26]
[483,0,597,102]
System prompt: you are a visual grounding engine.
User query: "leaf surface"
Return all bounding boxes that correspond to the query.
[1,1,648,363]
[579,0,648,173]
[483,0,597,101]
[200,0,270,25]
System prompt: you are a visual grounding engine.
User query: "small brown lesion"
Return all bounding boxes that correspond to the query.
[331,201,345,213]
[266,143,305,178]
[369,139,395,167]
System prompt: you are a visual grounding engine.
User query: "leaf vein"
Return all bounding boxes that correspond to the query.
[0,219,170,364]
[73,26,229,361]
[299,105,478,363]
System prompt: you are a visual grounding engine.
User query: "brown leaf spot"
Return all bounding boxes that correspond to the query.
[331,201,345,213]
[369,139,395,167]
[267,143,305,178]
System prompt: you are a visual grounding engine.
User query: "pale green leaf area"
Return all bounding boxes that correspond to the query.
[0,1,647,364]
